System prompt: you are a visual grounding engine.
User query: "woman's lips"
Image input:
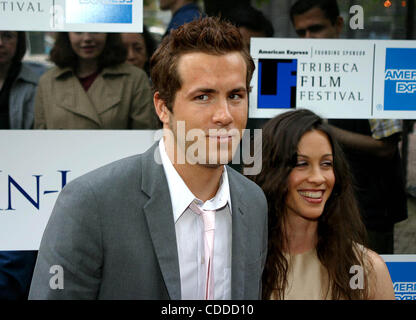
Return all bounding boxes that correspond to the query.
[298,190,324,203]
[81,46,96,53]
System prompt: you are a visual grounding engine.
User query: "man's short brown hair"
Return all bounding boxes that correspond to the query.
[150,16,255,112]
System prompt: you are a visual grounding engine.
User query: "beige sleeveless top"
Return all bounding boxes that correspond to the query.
[271,248,332,300]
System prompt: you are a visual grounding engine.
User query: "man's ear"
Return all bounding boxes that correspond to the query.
[335,16,344,37]
[154,92,170,126]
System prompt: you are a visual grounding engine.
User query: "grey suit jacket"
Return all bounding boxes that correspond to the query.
[29,143,268,299]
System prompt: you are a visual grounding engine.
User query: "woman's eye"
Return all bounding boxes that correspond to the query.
[295,161,307,167]
[321,161,333,167]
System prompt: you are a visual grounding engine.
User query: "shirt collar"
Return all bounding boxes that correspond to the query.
[159,138,231,223]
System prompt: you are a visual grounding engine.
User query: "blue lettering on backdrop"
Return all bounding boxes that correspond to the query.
[8,175,41,210]
[0,170,70,211]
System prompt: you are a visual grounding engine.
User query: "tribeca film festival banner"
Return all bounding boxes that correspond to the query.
[0,0,143,32]
[250,38,416,119]
[0,130,157,251]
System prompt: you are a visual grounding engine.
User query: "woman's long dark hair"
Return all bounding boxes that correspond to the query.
[50,32,127,70]
[13,32,27,65]
[250,109,370,300]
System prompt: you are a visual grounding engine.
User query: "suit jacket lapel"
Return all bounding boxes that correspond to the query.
[228,169,249,300]
[141,144,181,300]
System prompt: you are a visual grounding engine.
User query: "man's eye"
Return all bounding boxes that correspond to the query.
[196,94,209,101]
[229,94,242,100]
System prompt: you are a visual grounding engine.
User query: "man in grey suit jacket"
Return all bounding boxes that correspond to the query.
[29,17,268,300]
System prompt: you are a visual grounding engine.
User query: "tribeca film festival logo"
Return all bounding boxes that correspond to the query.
[257,58,298,110]
[256,6,364,110]
[257,59,363,109]
[384,48,416,111]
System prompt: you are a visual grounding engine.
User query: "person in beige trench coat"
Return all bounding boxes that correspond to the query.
[34,32,160,129]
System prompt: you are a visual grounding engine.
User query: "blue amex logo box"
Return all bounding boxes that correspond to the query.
[384,259,416,300]
[66,0,133,24]
[384,48,416,111]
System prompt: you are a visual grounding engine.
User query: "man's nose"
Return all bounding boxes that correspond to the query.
[212,99,233,126]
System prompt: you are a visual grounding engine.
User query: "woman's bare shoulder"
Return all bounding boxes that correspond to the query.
[365,249,396,300]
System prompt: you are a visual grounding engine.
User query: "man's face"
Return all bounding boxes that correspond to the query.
[157,52,248,167]
[0,31,18,66]
[292,7,343,38]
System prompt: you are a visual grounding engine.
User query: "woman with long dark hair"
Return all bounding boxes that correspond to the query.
[34,32,159,129]
[250,109,394,300]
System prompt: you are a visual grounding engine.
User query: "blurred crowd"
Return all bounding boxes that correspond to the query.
[1,0,274,131]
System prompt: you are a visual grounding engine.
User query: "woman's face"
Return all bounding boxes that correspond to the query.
[0,31,18,66]
[68,32,107,62]
[286,130,335,221]
[121,33,147,70]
